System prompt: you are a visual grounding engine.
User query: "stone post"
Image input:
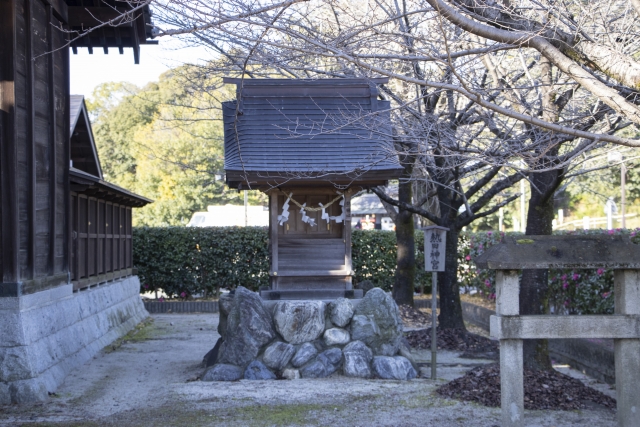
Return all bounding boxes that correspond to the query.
[614,270,640,427]
[496,270,524,427]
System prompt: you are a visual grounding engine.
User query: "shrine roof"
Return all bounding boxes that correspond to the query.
[64,0,157,64]
[69,95,151,208]
[474,235,640,269]
[222,78,403,189]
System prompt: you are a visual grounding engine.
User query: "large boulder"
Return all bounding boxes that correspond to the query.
[217,292,235,340]
[323,328,350,346]
[342,340,373,378]
[202,337,222,368]
[398,340,419,373]
[351,288,403,356]
[273,301,325,344]
[262,341,296,371]
[350,315,380,343]
[291,342,318,368]
[300,348,343,378]
[244,361,276,380]
[372,356,417,380]
[328,298,354,327]
[202,364,244,381]
[216,287,276,368]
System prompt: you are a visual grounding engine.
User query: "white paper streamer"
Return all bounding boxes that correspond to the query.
[319,202,330,223]
[299,203,317,227]
[328,195,345,224]
[277,193,292,225]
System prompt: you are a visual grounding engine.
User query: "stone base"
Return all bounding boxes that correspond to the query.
[259,289,363,301]
[205,287,417,382]
[0,276,148,404]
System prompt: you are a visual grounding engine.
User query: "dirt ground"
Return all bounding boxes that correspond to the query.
[0,314,617,427]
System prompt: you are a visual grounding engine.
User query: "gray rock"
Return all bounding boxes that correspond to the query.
[352,288,403,356]
[291,343,318,368]
[202,337,222,367]
[300,348,343,378]
[282,368,301,380]
[350,314,380,344]
[273,301,325,344]
[262,341,296,371]
[342,340,373,378]
[372,356,417,380]
[398,341,419,373]
[354,280,374,295]
[216,287,276,368]
[244,361,276,380]
[217,292,235,340]
[202,364,244,381]
[328,298,354,327]
[323,328,350,346]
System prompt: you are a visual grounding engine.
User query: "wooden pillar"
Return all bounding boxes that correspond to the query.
[495,270,524,427]
[0,0,20,292]
[614,270,640,427]
[344,191,352,290]
[269,192,279,290]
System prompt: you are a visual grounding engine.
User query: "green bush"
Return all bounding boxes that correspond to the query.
[351,230,428,292]
[458,228,640,315]
[134,227,430,297]
[133,226,269,297]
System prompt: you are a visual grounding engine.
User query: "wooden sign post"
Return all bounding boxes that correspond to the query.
[423,225,449,379]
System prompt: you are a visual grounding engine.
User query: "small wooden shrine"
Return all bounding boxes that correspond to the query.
[223,78,402,300]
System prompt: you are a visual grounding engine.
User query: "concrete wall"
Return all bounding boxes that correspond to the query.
[0,276,148,404]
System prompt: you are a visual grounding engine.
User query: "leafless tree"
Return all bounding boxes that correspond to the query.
[86,0,636,337]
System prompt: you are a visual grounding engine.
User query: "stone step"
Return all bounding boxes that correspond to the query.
[260,289,363,300]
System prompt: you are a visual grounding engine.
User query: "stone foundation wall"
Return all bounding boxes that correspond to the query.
[202,287,417,381]
[0,276,148,404]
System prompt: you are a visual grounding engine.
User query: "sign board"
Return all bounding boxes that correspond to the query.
[423,226,449,272]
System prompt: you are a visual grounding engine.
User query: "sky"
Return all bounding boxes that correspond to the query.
[70,39,212,97]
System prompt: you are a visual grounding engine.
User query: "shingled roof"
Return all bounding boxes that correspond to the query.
[223,78,403,189]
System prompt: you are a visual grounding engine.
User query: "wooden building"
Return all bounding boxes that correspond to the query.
[69,96,150,290]
[0,0,153,403]
[223,78,402,300]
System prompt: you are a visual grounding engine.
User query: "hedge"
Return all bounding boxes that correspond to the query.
[133,227,430,297]
[133,226,640,314]
[133,227,270,297]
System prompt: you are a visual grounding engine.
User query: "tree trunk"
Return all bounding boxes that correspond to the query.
[392,177,415,306]
[521,168,561,371]
[438,224,466,330]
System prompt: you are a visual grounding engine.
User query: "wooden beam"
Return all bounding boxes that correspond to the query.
[64,35,70,278]
[132,17,140,64]
[67,7,134,28]
[47,4,56,275]
[0,0,19,287]
[43,0,68,24]
[26,0,36,279]
[490,315,640,339]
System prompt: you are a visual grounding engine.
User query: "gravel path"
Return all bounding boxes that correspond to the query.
[0,314,616,427]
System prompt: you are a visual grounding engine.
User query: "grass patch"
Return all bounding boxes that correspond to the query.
[208,402,334,426]
[103,317,155,353]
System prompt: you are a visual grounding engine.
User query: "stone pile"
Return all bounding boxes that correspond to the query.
[202,287,418,381]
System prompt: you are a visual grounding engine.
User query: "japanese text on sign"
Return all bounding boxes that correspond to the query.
[424,227,447,272]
